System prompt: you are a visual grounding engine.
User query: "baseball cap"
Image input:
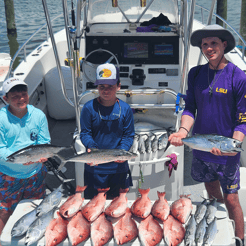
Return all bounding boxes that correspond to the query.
[190,24,235,54]
[94,63,119,86]
[3,77,27,94]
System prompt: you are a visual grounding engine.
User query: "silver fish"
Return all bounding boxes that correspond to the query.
[36,179,72,216]
[205,198,217,225]
[195,216,207,245]
[138,135,148,154]
[182,134,244,153]
[58,149,137,171]
[202,217,218,246]
[134,122,163,132]
[130,134,140,154]
[11,207,38,237]
[151,134,158,153]
[184,214,197,246]
[6,144,69,164]
[194,198,207,224]
[25,208,55,246]
[145,135,155,153]
[158,132,168,150]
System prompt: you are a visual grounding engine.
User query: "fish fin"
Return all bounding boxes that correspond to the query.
[97,187,110,193]
[119,188,129,193]
[138,188,150,195]
[56,156,67,172]
[75,185,87,193]
[70,136,78,155]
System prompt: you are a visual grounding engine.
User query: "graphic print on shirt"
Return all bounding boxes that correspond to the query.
[30,128,39,141]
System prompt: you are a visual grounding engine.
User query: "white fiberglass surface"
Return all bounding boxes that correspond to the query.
[87,0,178,24]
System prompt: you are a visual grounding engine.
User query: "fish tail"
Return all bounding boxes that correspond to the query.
[75,185,87,193]
[97,187,110,193]
[139,188,150,196]
[56,156,67,172]
[157,191,166,198]
[119,188,129,193]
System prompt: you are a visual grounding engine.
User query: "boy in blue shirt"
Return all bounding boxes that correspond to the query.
[80,63,135,199]
[0,77,50,237]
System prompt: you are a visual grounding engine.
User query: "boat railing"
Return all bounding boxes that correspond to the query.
[192,1,246,62]
[78,88,178,109]
[6,13,64,79]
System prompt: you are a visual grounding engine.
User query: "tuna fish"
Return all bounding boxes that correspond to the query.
[195,216,207,245]
[205,198,218,225]
[11,207,38,237]
[151,134,158,153]
[151,191,170,221]
[194,198,207,224]
[138,214,163,246]
[138,134,148,154]
[59,185,87,218]
[182,134,244,153]
[45,211,68,246]
[58,149,137,171]
[170,194,193,224]
[158,132,168,150]
[163,215,186,246]
[67,211,90,246]
[25,207,55,246]
[105,188,128,218]
[130,134,140,154]
[90,213,113,246]
[184,214,197,246]
[6,144,69,164]
[202,217,218,246]
[82,188,109,222]
[131,188,152,219]
[113,207,138,245]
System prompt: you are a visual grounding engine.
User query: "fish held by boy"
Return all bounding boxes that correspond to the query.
[59,185,87,218]
[6,144,70,164]
[181,134,244,153]
[57,148,138,171]
[45,211,68,246]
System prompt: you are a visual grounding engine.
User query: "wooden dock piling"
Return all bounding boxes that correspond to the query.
[4,0,17,34]
[216,0,227,26]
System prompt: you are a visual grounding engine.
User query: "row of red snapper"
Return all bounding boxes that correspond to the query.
[45,186,192,246]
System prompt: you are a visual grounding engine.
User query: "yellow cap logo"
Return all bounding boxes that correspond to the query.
[99,69,112,78]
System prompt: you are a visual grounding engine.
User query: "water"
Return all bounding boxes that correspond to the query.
[0,0,242,66]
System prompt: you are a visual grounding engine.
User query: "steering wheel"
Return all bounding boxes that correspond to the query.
[82,48,120,83]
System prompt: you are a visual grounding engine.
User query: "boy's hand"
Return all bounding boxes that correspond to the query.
[86,148,96,166]
[210,147,238,156]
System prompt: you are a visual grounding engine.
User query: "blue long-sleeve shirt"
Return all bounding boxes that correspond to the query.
[183,62,246,164]
[0,105,51,178]
[80,98,135,174]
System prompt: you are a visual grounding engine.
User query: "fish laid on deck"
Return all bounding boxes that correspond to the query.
[81,188,109,222]
[184,214,197,246]
[203,217,218,246]
[45,211,68,246]
[205,198,218,225]
[151,191,170,221]
[195,216,207,245]
[59,185,87,218]
[138,214,163,246]
[194,198,208,224]
[105,188,129,218]
[182,134,244,153]
[90,213,113,246]
[131,188,152,219]
[113,207,138,245]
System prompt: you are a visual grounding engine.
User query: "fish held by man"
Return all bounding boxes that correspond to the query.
[82,188,109,222]
[113,207,138,245]
[90,212,113,246]
[105,188,128,218]
[151,191,170,221]
[25,207,56,246]
[58,148,137,171]
[67,210,90,246]
[131,188,152,219]
[181,134,244,153]
[45,211,68,246]
[59,185,87,218]
[6,144,70,164]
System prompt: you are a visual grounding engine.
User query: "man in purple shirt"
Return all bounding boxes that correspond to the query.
[169,25,246,246]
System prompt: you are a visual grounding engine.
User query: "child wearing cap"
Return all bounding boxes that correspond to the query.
[169,24,246,246]
[0,77,51,237]
[80,63,135,199]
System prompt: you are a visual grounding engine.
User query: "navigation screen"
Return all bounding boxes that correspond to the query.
[124,43,148,58]
[154,44,173,56]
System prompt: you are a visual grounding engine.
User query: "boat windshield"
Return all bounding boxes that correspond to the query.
[87,0,178,24]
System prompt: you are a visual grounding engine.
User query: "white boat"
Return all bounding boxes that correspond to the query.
[0,0,246,245]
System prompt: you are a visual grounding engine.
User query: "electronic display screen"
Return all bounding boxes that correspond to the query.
[124,43,148,58]
[154,44,173,56]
